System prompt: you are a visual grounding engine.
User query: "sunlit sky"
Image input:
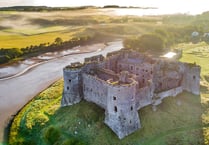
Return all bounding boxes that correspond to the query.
[0,0,209,14]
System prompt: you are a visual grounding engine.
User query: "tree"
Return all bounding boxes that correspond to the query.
[54,37,63,45]
[138,34,165,51]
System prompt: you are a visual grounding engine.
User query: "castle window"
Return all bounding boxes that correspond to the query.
[131,106,133,111]
[67,86,69,90]
[142,79,145,84]
[130,65,133,70]
[113,96,116,100]
[124,118,126,121]
[193,76,196,80]
[130,120,132,124]
[69,79,71,82]
[114,106,117,112]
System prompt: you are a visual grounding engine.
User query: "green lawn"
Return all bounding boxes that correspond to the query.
[8,42,209,145]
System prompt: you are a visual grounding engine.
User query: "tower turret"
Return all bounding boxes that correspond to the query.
[61,62,83,106]
[105,71,141,139]
[182,63,201,95]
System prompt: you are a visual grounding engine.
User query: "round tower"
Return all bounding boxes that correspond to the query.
[61,63,83,107]
[104,71,141,139]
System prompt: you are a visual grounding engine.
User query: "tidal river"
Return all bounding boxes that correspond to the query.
[0,41,122,143]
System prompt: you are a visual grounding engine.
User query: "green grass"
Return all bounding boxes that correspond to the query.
[8,42,209,145]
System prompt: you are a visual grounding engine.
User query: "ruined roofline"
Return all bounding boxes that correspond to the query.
[64,62,83,70]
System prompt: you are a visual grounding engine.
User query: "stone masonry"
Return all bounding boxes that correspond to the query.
[61,49,200,139]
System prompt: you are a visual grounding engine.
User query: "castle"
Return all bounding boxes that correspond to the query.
[61,49,200,139]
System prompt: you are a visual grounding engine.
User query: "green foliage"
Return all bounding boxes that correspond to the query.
[43,126,60,144]
[54,37,63,45]
[123,33,165,52]
[0,48,22,63]
[139,33,165,51]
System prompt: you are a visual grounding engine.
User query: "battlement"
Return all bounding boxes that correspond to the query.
[62,49,201,139]
[64,62,83,70]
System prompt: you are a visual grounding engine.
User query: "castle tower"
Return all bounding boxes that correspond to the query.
[105,71,141,139]
[61,63,83,106]
[182,63,201,95]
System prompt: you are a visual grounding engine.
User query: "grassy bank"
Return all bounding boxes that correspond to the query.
[8,42,209,145]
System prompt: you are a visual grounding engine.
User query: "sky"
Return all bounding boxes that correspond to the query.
[0,0,209,14]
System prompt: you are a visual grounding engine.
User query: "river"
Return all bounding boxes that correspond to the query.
[0,41,123,143]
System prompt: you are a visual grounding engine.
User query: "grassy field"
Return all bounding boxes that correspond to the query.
[8,42,209,145]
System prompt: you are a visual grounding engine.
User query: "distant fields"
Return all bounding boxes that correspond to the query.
[0,9,164,49]
[9,42,209,145]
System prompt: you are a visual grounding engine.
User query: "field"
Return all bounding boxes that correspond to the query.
[0,9,163,49]
[8,42,209,145]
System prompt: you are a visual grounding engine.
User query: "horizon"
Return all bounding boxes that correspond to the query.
[0,0,209,15]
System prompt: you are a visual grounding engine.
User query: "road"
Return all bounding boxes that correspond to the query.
[0,41,122,143]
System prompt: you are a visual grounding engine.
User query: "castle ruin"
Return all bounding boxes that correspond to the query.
[61,49,200,139]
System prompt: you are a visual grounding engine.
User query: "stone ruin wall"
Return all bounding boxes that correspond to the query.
[82,73,108,109]
[135,81,154,110]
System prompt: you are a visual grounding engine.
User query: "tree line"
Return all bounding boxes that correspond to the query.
[0,34,101,64]
[123,25,202,52]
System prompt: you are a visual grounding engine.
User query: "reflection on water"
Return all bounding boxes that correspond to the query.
[0,48,81,78]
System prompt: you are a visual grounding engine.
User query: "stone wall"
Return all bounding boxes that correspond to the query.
[82,73,108,109]
[135,81,154,110]
[153,86,183,106]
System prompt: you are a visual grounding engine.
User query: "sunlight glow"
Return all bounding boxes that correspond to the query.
[163,52,177,58]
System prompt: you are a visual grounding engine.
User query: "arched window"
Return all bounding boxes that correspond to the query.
[131,106,133,111]
[113,96,116,100]
[67,86,69,90]
[69,79,71,82]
